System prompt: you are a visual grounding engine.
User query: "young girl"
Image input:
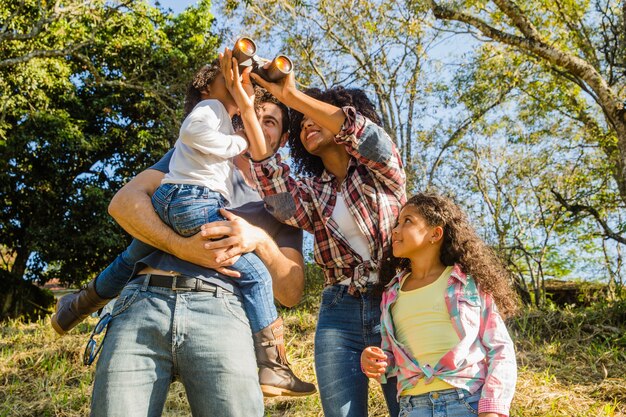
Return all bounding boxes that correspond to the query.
[361,193,518,417]
[52,55,315,397]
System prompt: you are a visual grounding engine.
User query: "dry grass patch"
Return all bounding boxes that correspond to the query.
[1,294,625,416]
[508,302,626,417]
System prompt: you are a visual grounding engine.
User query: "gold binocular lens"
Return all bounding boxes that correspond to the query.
[234,37,256,59]
[273,55,292,72]
[232,37,292,82]
[262,55,293,82]
[232,37,257,73]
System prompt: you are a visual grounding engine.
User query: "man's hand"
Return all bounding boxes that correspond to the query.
[200,208,268,264]
[171,230,241,278]
[198,208,304,306]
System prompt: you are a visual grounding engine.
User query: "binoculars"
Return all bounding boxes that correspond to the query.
[232,37,293,82]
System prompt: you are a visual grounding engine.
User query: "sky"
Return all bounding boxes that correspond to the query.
[153,0,198,15]
[153,0,246,52]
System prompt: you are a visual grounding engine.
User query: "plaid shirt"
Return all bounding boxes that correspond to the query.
[252,107,406,293]
[380,265,517,416]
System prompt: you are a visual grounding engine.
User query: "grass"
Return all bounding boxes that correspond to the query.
[1,271,625,416]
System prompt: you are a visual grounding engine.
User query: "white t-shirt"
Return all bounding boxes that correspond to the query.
[331,192,370,260]
[331,192,378,284]
[162,99,248,203]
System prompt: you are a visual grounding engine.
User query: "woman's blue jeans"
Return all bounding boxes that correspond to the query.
[315,285,400,417]
[94,182,277,333]
[398,388,480,417]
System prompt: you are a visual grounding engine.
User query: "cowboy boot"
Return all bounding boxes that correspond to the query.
[253,317,317,397]
[51,280,112,335]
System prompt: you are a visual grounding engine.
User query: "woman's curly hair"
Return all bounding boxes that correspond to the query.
[288,86,382,177]
[183,59,221,117]
[380,193,519,318]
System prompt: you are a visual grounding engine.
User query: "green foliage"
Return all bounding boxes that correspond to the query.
[0,0,220,287]
[428,0,626,233]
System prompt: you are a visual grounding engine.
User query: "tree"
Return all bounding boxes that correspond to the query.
[457,138,583,306]
[426,0,626,243]
[0,0,220,319]
[434,39,623,304]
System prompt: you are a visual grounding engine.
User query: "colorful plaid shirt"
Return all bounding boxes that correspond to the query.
[252,107,406,292]
[380,264,517,415]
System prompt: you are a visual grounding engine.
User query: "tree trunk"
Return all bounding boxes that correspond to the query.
[512,273,532,305]
[10,247,29,280]
[607,111,626,204]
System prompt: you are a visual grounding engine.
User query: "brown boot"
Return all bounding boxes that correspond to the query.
[253,317,317,397]
[51,280,112,336]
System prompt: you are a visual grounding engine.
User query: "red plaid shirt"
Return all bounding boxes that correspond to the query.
[252,107,406,293]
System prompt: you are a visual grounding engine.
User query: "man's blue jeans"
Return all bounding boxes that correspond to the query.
[95,182,277,333]
[91,278,264,417]
[315,285,400,417]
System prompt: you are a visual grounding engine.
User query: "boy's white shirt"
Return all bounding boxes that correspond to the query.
[162,99,248,203]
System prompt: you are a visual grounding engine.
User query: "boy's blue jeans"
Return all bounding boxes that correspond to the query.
[94,182,277,333]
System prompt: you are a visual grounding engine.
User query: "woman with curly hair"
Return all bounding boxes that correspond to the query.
[361,193,518,417]
[248,68,406,416]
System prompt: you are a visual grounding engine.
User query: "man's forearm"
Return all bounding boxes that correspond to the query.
[107,169,232,271]
[108,170,185,254]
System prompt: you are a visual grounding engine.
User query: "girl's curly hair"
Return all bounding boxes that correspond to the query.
[380,193,519,318]
[288,86,382,177]
[184,59,221,117]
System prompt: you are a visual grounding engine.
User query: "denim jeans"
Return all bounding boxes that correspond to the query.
[94,238,154,299]
[315,285,400,417]
[398,388,480,417]
[91,277,264,417]
[138,182,276,333]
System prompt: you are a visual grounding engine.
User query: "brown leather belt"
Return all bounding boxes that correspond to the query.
[131,274,220,293]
